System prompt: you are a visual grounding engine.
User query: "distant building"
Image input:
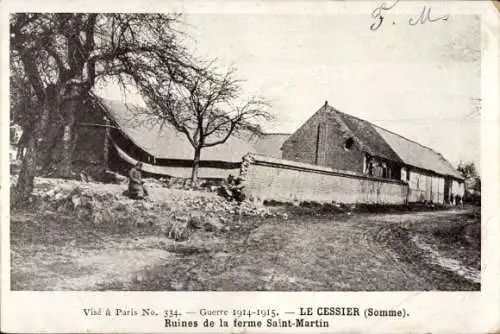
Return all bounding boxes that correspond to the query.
[247,133,290,159]
[281,102,465,204]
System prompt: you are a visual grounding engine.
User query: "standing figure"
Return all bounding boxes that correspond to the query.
[367,161,374,176]
[128,162,149,199]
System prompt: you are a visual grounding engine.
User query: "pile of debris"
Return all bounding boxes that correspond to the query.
[104,171,222,193]
[13,177,286,241]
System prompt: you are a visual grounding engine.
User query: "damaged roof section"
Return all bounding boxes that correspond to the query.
[330,105,464,180]
[94,96,289,162]
[329,106,403,164]
[96,97,257,163]
[283,103,464,180]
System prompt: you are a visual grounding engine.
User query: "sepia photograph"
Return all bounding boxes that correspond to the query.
[3,1,500,333]
[7,7,484,293]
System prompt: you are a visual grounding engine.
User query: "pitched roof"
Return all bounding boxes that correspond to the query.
[288,103,463,180]
[96,97,256,162]
[331,106,403,163]
[372,125,464,179]
[330,105,463,179]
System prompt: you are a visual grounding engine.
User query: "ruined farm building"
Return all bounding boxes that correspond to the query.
[75,96,288,179]
[281,102,465,204]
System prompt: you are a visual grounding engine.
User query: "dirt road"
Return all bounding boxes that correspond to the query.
[10,208,480,291]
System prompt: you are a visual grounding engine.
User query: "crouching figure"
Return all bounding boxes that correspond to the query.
[128,162,149,199]
[218,174,246,202]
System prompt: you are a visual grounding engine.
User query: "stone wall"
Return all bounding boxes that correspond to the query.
[240,154,408,204]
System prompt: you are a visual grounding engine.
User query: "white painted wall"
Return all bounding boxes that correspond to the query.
[407,170,445,203]
[242,155,408,204]
[452,180,465,197]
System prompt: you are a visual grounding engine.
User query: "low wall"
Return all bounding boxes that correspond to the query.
[240,154,408,204]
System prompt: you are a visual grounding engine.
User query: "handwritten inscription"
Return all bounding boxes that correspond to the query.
[370,0,400,31]
[370,0,449,31]
[409,6,449,26]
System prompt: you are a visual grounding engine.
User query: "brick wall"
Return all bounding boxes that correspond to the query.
[282,108,365,173]
[240,154,408,204]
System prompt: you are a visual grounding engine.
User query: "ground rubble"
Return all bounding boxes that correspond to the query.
[10,176,287,241]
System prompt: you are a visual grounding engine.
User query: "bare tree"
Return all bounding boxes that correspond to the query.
[10,13,195,204]
[133,64,273,184]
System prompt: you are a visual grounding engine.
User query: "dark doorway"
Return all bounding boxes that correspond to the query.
[444,178,451,203]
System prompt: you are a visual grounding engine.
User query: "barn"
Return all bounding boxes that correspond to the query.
[73,95,287,180]
[281,102,465,204]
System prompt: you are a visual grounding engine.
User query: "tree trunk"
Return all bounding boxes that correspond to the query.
[103,117,110,166]
[39,121,62,174]
[14,100,52,206]
[191,146,202,185]
[37,84,65,175]
[13,134,37,207]
[53,85,83,178]
[57,123,74,177]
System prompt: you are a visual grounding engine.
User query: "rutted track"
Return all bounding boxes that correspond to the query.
[411,234,480,284]
[11,207,480,291]
[365,211,480,290]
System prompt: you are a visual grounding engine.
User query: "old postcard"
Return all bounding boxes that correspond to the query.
[1,0,499,333]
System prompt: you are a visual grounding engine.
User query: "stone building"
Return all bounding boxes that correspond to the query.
[281,102,465,204]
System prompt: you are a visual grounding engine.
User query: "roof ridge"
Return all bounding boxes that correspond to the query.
[326,105,400,160]
[326,104,462,179]
[97,94,289,138]
[328,105,443,155]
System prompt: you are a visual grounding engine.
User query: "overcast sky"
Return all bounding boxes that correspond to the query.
[100,12,481,169]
